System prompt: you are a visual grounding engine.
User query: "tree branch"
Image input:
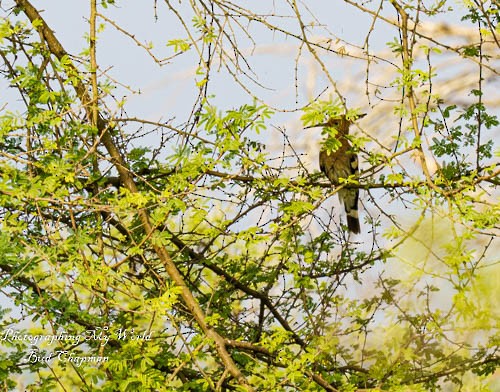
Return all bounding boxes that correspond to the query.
[14,1,253,388]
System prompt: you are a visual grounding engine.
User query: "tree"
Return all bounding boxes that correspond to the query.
[0,0,498,391]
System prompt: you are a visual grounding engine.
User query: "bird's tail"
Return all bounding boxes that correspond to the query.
[346,212,360,234]
[339,189,361,234]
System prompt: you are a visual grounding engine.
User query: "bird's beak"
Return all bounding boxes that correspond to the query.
[304,122,329,129]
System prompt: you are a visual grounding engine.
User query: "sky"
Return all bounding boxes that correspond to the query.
[7,0,496,267]
[2,0,498,330]
[1,6,498,392]
[34,1,391,120]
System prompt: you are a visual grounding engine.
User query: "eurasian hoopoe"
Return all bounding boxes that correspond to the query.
[307,115,363,234]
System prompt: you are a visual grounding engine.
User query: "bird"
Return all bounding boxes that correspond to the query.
[306,115,364,234]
